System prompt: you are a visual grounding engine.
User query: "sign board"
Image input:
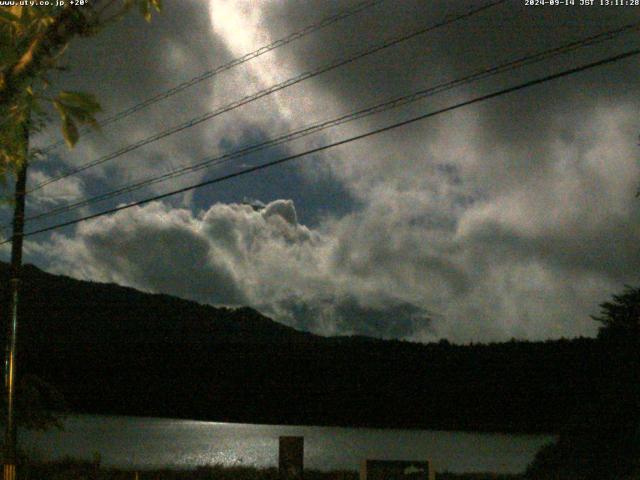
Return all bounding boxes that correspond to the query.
[360,460,435,480]
[279,436,304,480]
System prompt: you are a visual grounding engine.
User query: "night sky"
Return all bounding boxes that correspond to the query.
[5,0,640,343]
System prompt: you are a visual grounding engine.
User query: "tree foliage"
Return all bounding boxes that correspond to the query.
[0,0,161,179]
[591,285,640,343]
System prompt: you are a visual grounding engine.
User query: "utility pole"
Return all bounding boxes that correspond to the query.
[3,117,29,480]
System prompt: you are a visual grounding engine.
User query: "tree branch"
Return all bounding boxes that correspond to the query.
[0,6,85,110]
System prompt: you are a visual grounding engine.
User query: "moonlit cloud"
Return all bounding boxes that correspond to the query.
[27,170,85,207]
[40,200,433,338]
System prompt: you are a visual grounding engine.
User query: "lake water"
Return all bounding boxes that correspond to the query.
[22,415,554,474]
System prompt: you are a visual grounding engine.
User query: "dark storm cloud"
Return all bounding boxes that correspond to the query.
[280,295,433,339]
[254,0,640,188]
[333,297,433,339]
[460,211,640,282]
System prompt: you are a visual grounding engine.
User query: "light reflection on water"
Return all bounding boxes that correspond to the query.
[22,415,554,474]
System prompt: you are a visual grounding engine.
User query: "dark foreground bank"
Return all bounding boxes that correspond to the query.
[18,460,522,480]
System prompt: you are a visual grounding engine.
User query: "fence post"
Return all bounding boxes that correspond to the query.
[279,436,304,480]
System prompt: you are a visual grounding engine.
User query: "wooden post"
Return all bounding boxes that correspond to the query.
[3,113,29,480]
[279,436,303,480]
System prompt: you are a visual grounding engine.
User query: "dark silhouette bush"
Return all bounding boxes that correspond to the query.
[526,286,640,480]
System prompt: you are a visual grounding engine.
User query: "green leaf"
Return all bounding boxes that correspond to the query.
[0,46,19,70]
[0,9,20,24]
[57,90,101,113]
[150,0,162,12]
[53,91,100,147]
[52,98,68,119]
[139,0,151,22]
[62,115,78,148]
[13,6,25,21]
[54,99,74,147]
[56,90,101,128]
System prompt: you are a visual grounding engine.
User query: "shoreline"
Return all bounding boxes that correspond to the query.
[20,460,524,480]
[52,411,562,437]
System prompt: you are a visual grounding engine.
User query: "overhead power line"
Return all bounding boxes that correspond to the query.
[29,0,508,194]
[37,0,384,155]
[7,47,638,244]
[23,20,640,225]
